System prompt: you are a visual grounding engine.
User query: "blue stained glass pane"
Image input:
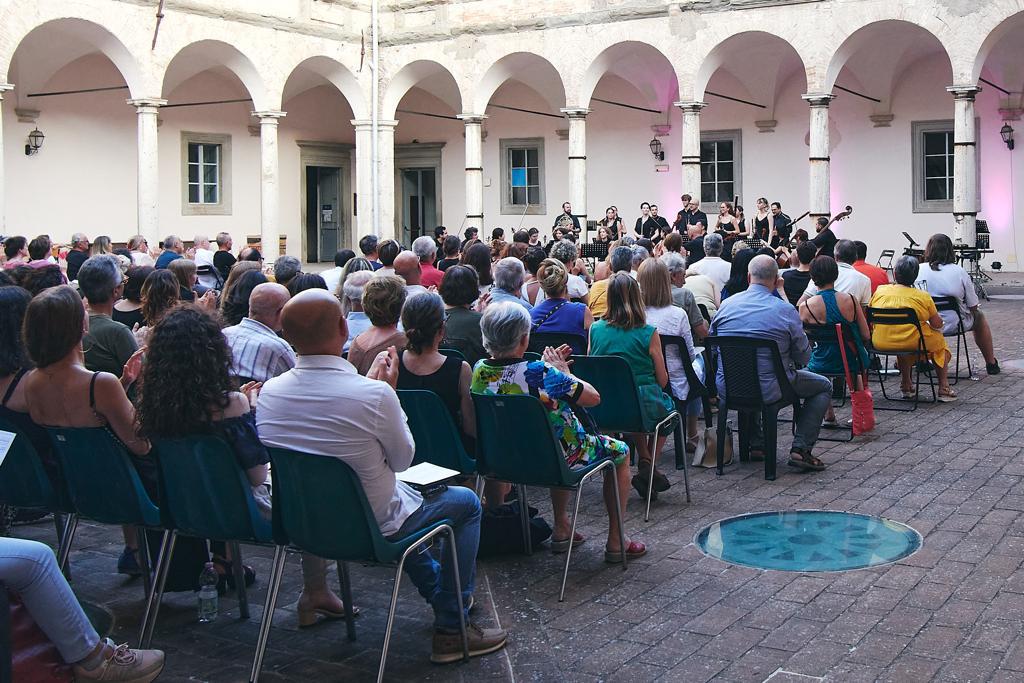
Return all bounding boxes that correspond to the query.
[511,168,527,187]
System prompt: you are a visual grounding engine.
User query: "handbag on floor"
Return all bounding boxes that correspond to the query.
[837,323,876,435]
[692,422,733,468]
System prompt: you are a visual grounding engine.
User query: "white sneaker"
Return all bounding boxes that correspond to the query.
[74,640,165,683]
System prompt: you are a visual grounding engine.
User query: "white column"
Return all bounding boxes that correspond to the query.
[802,93,835,220]
[0,83,13,233]
[948,85,981,245]
[457,114,486,231]
[253,110,286,262]
[561,107,590,234]
[675,101,705,201]
[377,119,398,242]
[352,120,374,239]
[128,98,166,243]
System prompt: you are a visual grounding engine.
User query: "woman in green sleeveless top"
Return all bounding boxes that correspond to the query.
[589,273,675,501]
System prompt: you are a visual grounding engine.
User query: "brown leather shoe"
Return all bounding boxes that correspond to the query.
[431,622,508,664]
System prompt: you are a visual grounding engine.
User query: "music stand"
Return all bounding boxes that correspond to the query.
[579,243,609,262]
[902,232,919,248]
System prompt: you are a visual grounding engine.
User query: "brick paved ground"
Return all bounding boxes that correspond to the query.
[13,284,1024,682]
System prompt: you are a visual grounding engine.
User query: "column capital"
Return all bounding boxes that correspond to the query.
[252,110,286,122]
[673,101,707,112]
[127,97,167,111]
[802,93,835,106]
[456,113,488,124]
[560,107,591,119]
[947,84,982,100]
[350,119,398,130]
[0,83,14,99]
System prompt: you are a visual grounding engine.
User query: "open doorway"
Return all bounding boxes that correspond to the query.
[400,168,437,245]
[305,166,342,263]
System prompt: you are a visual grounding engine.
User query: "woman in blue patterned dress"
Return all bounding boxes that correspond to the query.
[471,302,646,562]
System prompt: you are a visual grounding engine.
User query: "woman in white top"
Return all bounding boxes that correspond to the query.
[127,235,155,267]
[637,258,703,450]
[915,233,999,374]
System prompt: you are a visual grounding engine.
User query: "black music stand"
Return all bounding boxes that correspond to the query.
[579,243,609,261]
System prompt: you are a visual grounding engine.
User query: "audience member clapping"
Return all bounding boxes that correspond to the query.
[472,302,645,561]
[348,275,408,375]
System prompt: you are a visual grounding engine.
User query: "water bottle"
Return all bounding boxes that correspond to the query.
[197,562,219,623]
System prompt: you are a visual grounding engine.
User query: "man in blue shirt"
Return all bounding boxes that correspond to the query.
[154,235,184,269]
[709,255,832,471]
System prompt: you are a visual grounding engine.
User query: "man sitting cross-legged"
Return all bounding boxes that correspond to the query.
[255,289,507,663]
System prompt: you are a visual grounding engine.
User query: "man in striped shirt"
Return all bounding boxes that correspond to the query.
[222,283,296,383]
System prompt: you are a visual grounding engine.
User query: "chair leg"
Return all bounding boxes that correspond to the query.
[139,532,175,651]
[379,558,410,683]
[737,412,750,462]
[137,530,170,648]
[763,409,778,482]
[56,513,78,576]
[673,418,691,503]
[336,561,357,642]
[473,474,484,499]
[444,526,470,662]
[137,531,153,599]
[229,541,250,620]
[716,406,728,476]
[517,485,532,556]
[141,531,177,649]
[644,432,656,523]
[249,545,286,683]
[559,483,585,602]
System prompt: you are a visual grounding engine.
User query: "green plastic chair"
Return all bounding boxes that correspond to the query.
[438,347,467,363]
[47,427,161,598]
[138,435,285,649]
[569,355,681,521]
[397,389,480,494]
[0,417,75,569]
[471,392,627,601]
[252,448,469,683]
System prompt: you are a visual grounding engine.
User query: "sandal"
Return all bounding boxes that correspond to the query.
[604,541,647,563]
[550,532,585,554]
[212,557,256,595]
[938,387,958,403]
[787,449,825,472]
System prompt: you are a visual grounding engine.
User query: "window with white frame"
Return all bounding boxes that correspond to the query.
[911,120,977,213]
[500,138,545,215]
[181,132,232,216]
[700,130,741,210]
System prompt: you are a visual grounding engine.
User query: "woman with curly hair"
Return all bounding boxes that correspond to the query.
[137,305,356,618]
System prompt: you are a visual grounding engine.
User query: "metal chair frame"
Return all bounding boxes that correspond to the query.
[801,324,858,443]
[865,307,937,411]
[659,334,708,486]
[931,296,974,385]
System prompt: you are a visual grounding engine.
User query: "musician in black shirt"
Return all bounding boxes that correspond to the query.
[811,216,837,258]
[553,202,581,232]
[770,202,792,247]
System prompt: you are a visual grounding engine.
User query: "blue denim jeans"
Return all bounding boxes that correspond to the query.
[1,537,100,663]
[387,485,481,630]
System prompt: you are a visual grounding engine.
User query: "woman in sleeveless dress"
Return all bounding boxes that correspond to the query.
[799,256,870,425]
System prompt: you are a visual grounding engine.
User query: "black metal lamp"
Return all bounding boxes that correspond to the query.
[648,137,664,162]
[1000,122,1014,150]
[25,127,44,156]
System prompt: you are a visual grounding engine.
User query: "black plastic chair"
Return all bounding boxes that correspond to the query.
[801,324,855,442]
[528,331,588,356]
[865,307,937,411]
[703,336,803,481]
[931,296,973,385]
[660,335,710,477]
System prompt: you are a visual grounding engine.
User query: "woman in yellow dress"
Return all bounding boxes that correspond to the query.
[869,255,955,401]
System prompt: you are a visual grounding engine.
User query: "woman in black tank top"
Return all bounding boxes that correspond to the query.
[395,292,475,442]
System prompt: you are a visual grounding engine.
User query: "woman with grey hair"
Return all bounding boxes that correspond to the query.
[489,257,532,310]
[342,270,374,353]
[336,256,374,312]
[869,255,955,401]
[471,302,645,562]
[546,239,590,303]
[397,292,475,444]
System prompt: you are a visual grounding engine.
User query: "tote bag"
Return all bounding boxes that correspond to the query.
[836,323,876,435]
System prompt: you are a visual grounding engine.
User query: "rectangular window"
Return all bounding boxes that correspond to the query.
[187,142,221,205]
[181,132,232,216]
[911,120,978,214]
[699,130,741,212]
[500,138,545,214]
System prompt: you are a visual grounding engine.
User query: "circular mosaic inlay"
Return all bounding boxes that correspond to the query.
[694,510,922,572]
